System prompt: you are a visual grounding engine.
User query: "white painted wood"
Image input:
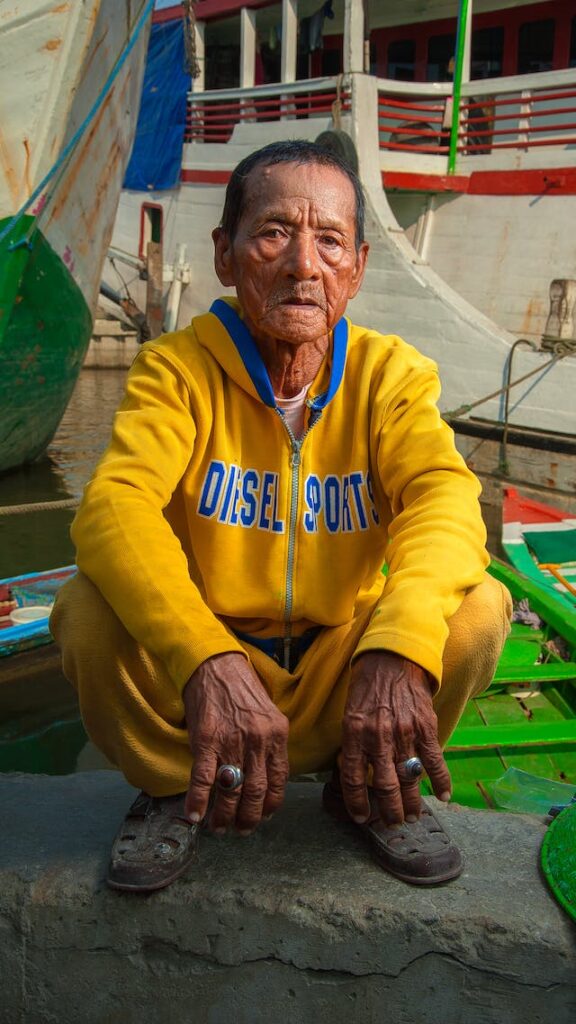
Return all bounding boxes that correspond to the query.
[343,0,364,75]
[0,0,150,322]
[461,0,473,84]
[0,0,99,213]
[281,0,298,85]
[240,8,256,90]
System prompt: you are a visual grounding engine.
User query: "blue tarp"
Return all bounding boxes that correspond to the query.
[124,19,190,191]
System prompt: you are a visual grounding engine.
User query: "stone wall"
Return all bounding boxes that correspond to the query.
[1,773,575,1023]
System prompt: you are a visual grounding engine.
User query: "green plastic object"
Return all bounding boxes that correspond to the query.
[541,802,576,923]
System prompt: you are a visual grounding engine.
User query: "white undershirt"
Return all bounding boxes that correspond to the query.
[275,384,310,439]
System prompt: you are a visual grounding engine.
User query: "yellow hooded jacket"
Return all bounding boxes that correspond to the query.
[71,298,489,692]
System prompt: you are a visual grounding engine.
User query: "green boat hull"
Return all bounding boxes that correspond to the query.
[0,215,92,473]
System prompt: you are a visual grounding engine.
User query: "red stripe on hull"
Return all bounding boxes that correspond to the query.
[180,169,231,184]
[383,167,576,195]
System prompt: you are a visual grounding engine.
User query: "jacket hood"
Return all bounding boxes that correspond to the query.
[192,296,349,412]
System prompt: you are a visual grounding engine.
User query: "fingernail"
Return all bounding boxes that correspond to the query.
[406,814,418,823]
[188,812,201,823]
[440,791,451,803]
[351,815,369,824]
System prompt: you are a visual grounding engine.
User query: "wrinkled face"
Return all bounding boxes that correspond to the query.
[213,161,369,349]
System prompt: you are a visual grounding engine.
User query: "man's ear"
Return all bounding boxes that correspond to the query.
[348,241,369,300]
[213,227,236,287]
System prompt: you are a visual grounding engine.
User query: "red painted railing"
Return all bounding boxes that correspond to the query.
[378,94,450,154]
[378,72,576,163]
[186,88,350,143]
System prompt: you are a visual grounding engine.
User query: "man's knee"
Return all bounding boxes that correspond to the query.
[442,573,512,694]
[50,571,127,676]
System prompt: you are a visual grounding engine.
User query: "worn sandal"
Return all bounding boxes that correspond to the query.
[323,778,463,886]
[107,791,199,892]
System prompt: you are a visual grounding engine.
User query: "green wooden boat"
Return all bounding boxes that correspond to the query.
[0,1,151,474]
[437,558,576,810]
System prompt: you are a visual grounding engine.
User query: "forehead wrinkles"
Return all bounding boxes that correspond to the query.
[241,164,356,231]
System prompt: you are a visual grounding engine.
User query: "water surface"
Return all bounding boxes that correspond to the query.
[0,369,127,578]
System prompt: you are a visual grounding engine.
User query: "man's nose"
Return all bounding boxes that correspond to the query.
[286,232,320,279]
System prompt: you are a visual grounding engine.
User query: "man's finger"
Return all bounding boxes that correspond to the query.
[395,758,424,820]
[185,749,218,823]
[372,756,405,825]
[339,751,370,823]
[209,784,244,833]
[235,752,270,833]
[261,749,289,819]
[419,738,452,802]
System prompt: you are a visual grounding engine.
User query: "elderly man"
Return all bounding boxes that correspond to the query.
[51,140,510,893]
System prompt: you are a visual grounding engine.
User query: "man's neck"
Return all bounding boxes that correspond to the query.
[255,335,330,399]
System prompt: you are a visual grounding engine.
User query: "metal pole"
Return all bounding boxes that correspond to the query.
[448,0,471,175]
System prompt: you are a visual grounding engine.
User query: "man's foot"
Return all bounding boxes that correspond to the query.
[322,775,463,886]
[107,791,199,892]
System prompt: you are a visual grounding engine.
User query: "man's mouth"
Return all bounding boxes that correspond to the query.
[280,297,318,307]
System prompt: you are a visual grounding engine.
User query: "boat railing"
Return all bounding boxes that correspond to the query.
[185,77,350,145]
[378,67,576,175]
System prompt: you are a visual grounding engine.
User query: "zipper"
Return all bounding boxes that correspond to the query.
[275,404,321,671]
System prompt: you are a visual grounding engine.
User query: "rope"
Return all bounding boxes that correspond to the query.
[0,0,155,250]
[182,0,201,79]
[0,499,79,517]
[443,338,575,420]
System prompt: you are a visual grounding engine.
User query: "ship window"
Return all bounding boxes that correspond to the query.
[471,26,503,79]
[427,33,456,82]
[517,19,555,74]
[570,17,576,67]
[387,39,415,81]
[139,204,163,261]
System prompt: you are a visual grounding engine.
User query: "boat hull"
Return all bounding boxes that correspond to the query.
[0,217,92,472]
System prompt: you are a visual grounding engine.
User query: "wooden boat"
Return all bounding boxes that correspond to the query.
[0,566,75,658]
[0,565,82,774]
[0,0,153,473]
[502,486,576,613]
[440,558,576,810]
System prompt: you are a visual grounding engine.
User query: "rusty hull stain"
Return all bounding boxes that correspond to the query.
[42,37,62,51]
[51,3,72,13]
[0,125,20,206]
[520,297,544,336]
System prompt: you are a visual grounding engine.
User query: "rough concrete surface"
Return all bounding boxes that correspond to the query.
[0,772,575,1024]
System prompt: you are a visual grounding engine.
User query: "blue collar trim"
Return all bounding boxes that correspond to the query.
[210,299,348,411]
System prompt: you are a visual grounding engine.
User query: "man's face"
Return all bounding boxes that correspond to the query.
[213,161,369,349]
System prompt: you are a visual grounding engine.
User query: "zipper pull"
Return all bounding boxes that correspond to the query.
[291,444,301,469]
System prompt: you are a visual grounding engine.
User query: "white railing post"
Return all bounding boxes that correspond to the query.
[281,0,298,85]
[518,88,532,150]
[240,8,256,89]
[343,0,364,74]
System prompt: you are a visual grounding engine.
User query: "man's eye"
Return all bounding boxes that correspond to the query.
[320,235,339,247]
[262,228,283,239]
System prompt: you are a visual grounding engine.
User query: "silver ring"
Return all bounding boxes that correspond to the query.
[216,764,244,792]
[402,757,424,780]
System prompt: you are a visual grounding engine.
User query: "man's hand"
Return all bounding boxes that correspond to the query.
[341,651,451,825]
[183,652,289,835]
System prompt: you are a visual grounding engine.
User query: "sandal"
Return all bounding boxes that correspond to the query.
[323,777,463,886]
[107,791,199,892]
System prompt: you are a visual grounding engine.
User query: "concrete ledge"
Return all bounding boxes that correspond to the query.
[1,773,575,1023]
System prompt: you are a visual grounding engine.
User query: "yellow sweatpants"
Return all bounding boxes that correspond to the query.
[50,572,511,797]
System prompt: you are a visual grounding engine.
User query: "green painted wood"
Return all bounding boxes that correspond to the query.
[449,720,576,750]
[0,215,92,472]
[492,663,576,684]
